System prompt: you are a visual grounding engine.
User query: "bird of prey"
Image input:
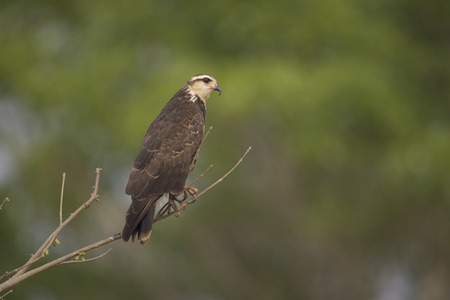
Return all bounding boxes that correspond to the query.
[122,74,221,244]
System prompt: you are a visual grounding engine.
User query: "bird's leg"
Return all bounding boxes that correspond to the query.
[169,194,184,206]
[155,188,198,220]
[155,202,171,220]
[168,194,184,217]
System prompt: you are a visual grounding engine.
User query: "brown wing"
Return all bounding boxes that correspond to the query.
[125,96,205,198]
[122,92,205,243]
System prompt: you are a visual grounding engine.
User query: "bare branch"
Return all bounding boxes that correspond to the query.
[59,248,113,265]
[0,144,251,293]
[0,259,38,282]
[197,146,251,198]
[202,126,213,143]
[154,146,252,222]
[0,235,119,292]
[59,172,66,226]
[0,198,9,211]
[188,164,213,188]
[10,168,102,280]
[194,126,213,159]
[0,289,13,299]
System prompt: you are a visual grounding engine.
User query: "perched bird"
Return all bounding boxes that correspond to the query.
[122,74,221,244]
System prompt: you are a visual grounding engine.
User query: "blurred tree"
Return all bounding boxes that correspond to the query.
[1,0,449,299]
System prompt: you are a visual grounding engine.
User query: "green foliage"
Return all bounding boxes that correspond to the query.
[1,0,449,299]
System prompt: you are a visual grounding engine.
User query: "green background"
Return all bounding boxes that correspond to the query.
[1,0,449,299]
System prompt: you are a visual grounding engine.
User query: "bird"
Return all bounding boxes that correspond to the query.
[122,74,221,244]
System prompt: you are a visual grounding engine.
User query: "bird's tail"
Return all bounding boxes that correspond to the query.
[122,195,161,244]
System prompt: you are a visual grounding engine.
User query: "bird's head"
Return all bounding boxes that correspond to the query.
[186,74,222,101]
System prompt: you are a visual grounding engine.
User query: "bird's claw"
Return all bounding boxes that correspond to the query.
[183,186,198,200]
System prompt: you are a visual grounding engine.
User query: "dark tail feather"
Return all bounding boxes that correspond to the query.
[122,195,160,244]
[136,202,156,244]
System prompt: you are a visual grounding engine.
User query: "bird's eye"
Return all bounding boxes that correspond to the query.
[202,78,211,83]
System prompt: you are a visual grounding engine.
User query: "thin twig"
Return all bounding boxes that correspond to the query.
[59,173,66,226]
[188,164,213,188]
[194,126,213,159]
[0,259,38,282]
[196,146,251,198]
[59,248,113,265]
[0,289,13,299]
[10,168,102,280]
[0,198,9,211]
[0,235,119,292]
[154,146,251,221]
[202,126,213,143]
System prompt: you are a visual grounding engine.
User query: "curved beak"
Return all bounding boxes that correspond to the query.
[214,85,222,96]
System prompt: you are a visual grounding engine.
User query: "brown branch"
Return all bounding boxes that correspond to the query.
[0,198,9,211]
[196,146,251,198]
[0,235,120,292]
[0,144,251,294]
[16,168,101,277]
[0,289,13,299]
[154,146,252,222]
[59,172,66,226]
[188,164,213,188]
[202,126,213,143]
[59,248,114,265]
[0,259,37,282]
[0,168,103,293]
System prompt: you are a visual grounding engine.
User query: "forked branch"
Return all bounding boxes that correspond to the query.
[0,198,9,210]
[0,168,103,293]
[154,146,251,222]
[0,146,251,294]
